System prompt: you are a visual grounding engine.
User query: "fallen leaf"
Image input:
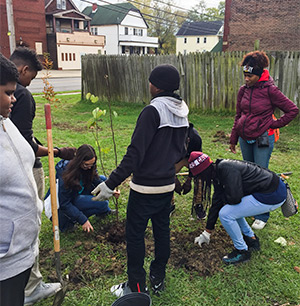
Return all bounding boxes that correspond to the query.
[294,266,300,273]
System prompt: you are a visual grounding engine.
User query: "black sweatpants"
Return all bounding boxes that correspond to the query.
[126,189,173,291]
[0,267,31,306]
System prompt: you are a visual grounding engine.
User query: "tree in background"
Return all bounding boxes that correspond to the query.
[131,0,224,54]
[188,1,225,22]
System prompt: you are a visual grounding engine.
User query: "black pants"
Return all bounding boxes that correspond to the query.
[126,189,173,290]
[0,267,31,306]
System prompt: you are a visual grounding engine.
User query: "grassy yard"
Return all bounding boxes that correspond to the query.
[33,94,300,306]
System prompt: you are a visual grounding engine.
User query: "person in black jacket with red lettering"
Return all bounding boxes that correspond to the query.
[92,64,189,297]
[188,152,287,265]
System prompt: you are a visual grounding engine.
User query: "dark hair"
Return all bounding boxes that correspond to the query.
[62,144,98,191]
[0,53,19,85]
[10,47,43,72]
[241,51,269,70]
[197,164,213,207]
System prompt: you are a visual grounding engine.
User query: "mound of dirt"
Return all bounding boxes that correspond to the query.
[41,219,233,290]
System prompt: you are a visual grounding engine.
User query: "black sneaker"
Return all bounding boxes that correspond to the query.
[110,281,149,298]
[222,248,251,265]
[169,204,175,217]
[243,234,260,251]
[194,203,206,219]
[149,274,165,295]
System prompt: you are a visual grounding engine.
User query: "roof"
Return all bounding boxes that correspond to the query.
[82,2,143,26]
[176,20,223,36]
[211,38,223,52]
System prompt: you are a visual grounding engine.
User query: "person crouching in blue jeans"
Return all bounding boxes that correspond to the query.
[46,144,118,232]
[189,152,287,265]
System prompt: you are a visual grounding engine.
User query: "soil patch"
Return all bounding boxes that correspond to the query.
[40,220,232,290]
[53,121,87,133]
[212,130,230,144]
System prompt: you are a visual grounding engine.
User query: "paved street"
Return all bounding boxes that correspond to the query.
[28,69,81,93]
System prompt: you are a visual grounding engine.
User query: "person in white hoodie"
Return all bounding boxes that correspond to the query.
[92,64,189,297]
[0,53,41,306]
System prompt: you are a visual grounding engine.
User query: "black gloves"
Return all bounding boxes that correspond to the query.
[182,177,192,195]
[54,147,77,160]
[174,177,182,194]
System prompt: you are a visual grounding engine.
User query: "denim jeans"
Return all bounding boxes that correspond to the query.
[219,195,284,250]
[59,195,110,231]
[126,189,173,290]
[239,134,275,222]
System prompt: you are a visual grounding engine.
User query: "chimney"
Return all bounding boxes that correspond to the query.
[92,3,97,13]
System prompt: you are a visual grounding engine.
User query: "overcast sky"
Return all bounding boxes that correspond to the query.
[74,0,221,11]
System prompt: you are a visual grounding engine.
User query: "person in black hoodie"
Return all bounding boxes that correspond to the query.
[92,64,189,297]
[9,47,75,305]
[188,152,287,265]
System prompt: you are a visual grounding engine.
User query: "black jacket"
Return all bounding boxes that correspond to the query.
[105,94,188,190]
[206,159,279,230]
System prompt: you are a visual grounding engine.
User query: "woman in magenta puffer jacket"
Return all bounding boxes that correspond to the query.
[229,51,298,230]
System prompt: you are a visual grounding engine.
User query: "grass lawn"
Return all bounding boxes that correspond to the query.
[33,94,300,306]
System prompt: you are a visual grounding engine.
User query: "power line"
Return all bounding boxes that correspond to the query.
[79,0,223,34]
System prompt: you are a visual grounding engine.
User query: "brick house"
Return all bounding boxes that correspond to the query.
[223,0,300,51]
[0,0,47,58]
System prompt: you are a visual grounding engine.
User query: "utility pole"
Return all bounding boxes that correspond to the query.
[6,0,16,55]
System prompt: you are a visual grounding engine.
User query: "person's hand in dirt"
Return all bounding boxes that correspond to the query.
[82,220,94,233]
[92,182,115,201]
[174,177,182,194]
[194,230,211,247]
[182,177,192,195]
[229,144,236,154]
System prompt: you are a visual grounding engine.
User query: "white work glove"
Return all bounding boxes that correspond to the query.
[92,182,114,201]
[194,230,211,247]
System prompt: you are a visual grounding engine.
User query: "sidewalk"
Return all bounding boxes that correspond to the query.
[36,69,81,79]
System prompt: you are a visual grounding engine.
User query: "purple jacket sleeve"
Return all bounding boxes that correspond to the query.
[230,86,245,145]
[268,86,299,129]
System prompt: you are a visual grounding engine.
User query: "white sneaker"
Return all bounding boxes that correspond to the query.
[110,281,132,298]
[24,282,62,305]
[252,219,267,230]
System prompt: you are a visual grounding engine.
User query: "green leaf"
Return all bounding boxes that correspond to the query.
[92,107,99,119]
[91,95,99,103]
[87,118,96,128]
[113,111,118,117]
[86,93,91,100]
[101,147,110,154]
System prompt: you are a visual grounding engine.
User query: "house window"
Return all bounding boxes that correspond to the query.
[133,28,143,36]
[125,27,128,35]
[35,42,43,55]
[73,53,75,61]
[61,53,64,61]
[91,27,98,35]
[184,38,187,44]
[122,46,125,53]
[61,0,66,9]
[57,0,61,9]
[204,37,207,43]
[197,37,200,43]
[56,20,61,32]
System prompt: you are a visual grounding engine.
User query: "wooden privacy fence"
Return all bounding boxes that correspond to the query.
[82,51,300,111]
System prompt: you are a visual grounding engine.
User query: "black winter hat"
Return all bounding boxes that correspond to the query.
[149,64,180,91]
